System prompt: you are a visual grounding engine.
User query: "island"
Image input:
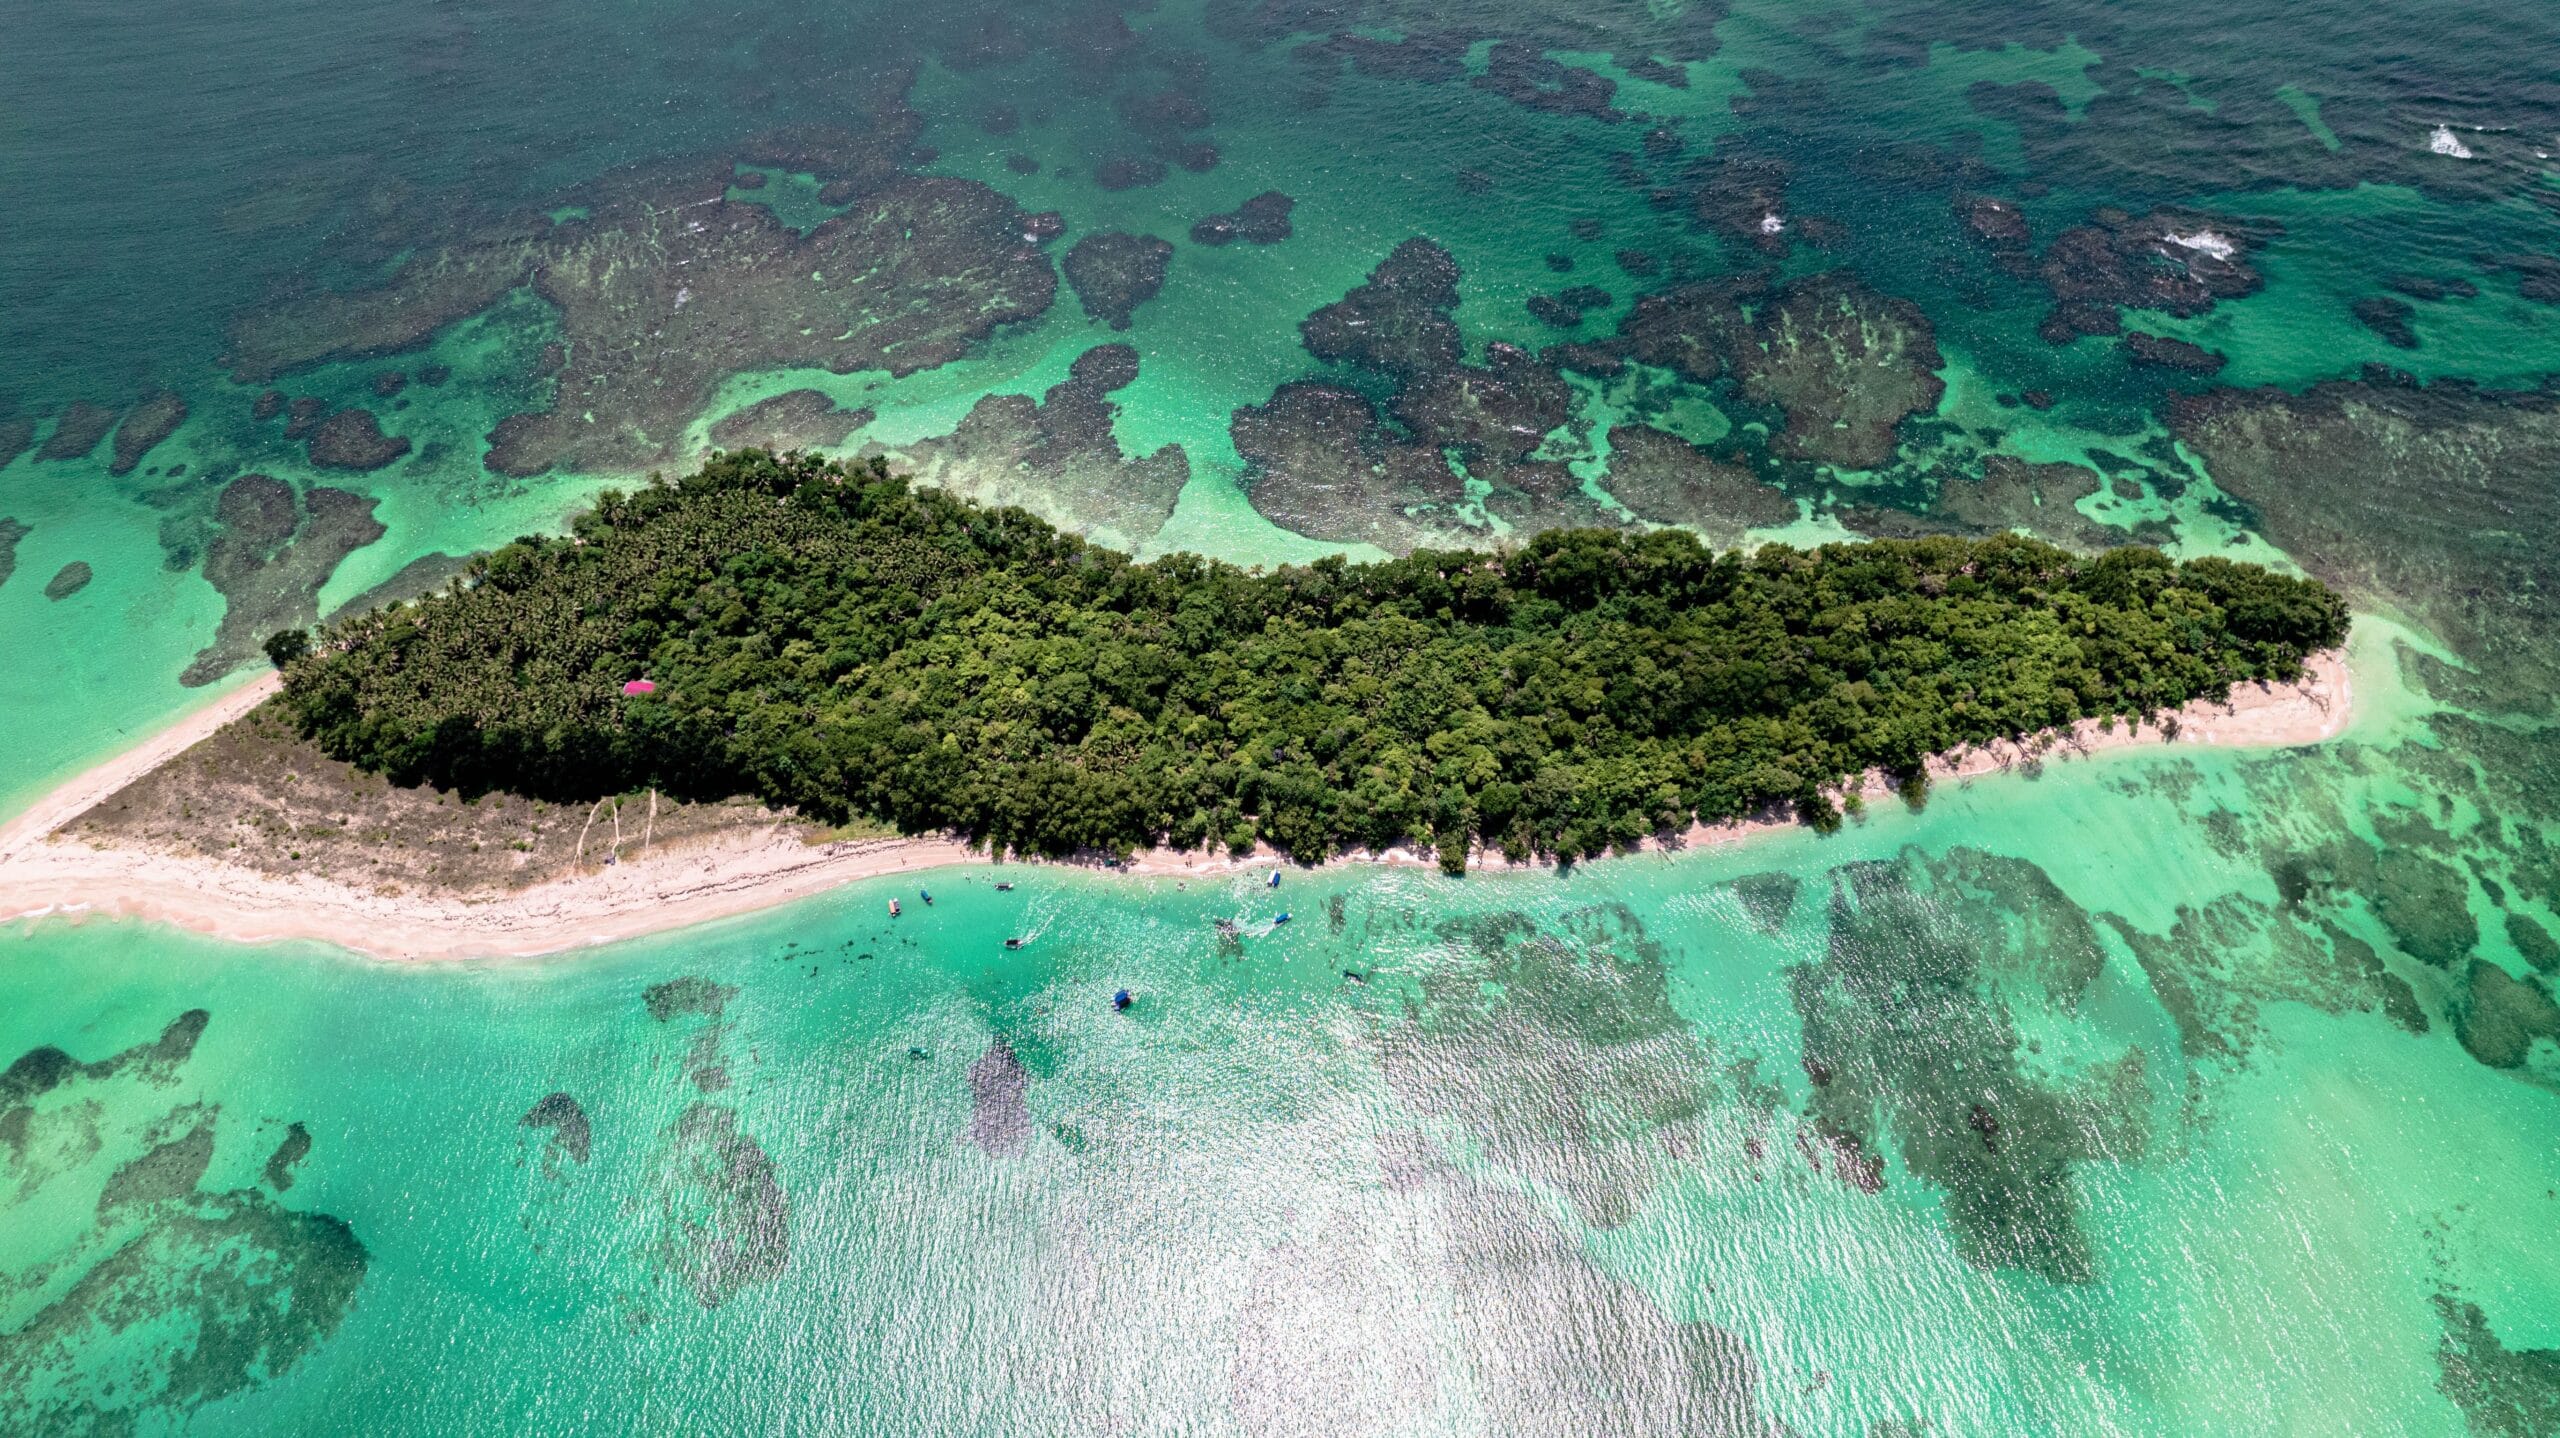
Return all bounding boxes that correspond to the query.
[0,450,2352,958]
[273,450,2341,866]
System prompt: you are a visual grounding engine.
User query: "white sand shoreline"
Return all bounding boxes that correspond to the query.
[0,650,2351,962]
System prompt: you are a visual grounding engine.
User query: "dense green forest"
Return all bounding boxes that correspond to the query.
[271,452,2346,871]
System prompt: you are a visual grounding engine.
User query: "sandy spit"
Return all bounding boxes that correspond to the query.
[0,650,2349,962]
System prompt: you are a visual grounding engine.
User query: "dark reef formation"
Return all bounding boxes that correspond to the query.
[1798,849,2152,1283]
[1242,238,1953,547]
[2101,881,2427,1068]
[643,975,738,1022]
[2479,253,2560,304]
[1525,285,1613,329]
[180,474,386,686]
[1378,907,1722,1229]
[1231,379,1474,552]
[2436,1292,2560,1436]
[1598,424,1792,543]
[887,342,1189,545]
[37,401,117,462]
[967,1039,1032,1156]
[281,397,327,440]
[2352,296,2420,349]
[1729,276,1944,469]
[646,1103,790,1309]
[0,1012,363,1436]
[43,561,93,600]
[0,418,33,467]
[1238,239,1616,549]
[708,390,874,453]
[262,1122,313,1192]
[0,518,25,591]
[109,391,188,476]
[1687,146,1797,258]
[2171,375,2560,715]
[1299,237,1464,377]
[225,141,1056,478]
[2035,208,2270,344]
[1190,191,1295,246]
[1471,42,1624,123]
[1956,193,2033,272]
[519,1092,592,1168]
[1842,456,2140,554]
[2453,959,2560,1070]
[2121,332,2228,375]
[303,407,412,471]
[1064,231,1175,330]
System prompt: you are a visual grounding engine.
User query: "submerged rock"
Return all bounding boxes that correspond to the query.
[226,161,1056,479]
[1599,425,1791,544]
[1063,231,1174,330]
[1731,275,1944,470]
[887,343,1188,546]
[303,407,411,471]
[1189,190,1295,246]
[2352,295,2420,349]
[1301,237,1464,376]
[180,475,386,686]
[109,391,188,476]
[966,1039,1031,1156]
[708,390,873,453]
[519,1092,593,1166]
[2121,331,2228,374]
[2036,207,2271,344]
[43,561,92,600]
[1471,42,1623,123]
[36,401,116,462]
[1800,848,2146,1283]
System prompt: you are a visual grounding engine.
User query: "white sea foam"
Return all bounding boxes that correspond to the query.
[2164,230,2237,263]
[2430,124,2475,158]
[1758,212,1785,235]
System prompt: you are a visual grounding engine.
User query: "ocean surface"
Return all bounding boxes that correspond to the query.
[5,0,2560,1431]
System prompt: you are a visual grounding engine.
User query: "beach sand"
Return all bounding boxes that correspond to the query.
[0,649,2352,961]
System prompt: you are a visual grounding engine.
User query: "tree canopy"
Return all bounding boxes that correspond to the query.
[272,451,2347,871]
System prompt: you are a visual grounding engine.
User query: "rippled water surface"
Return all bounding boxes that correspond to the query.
[5,0,2560,1431]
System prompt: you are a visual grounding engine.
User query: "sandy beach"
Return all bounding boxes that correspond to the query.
[0,649,2352,961]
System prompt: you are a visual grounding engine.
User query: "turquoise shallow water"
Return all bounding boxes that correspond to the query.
[8,0,2560,1430]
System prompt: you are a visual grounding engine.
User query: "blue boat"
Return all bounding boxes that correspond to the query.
[1273,912,1292,926]
[1268,871,1281,888]
[1112,989,1132,1011]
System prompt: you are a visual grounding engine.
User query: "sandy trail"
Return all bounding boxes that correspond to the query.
[0,651,2350,962]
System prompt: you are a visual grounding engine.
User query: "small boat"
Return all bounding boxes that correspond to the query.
[995,882,1015,892]
[888,898,902,918]
[1341,970,1367,984]
[920,889,933,905]
[1268,871,1281,889]
[1112,989,1133,1011]
[1273,912,1293,927]
[1004,938,1025,950]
